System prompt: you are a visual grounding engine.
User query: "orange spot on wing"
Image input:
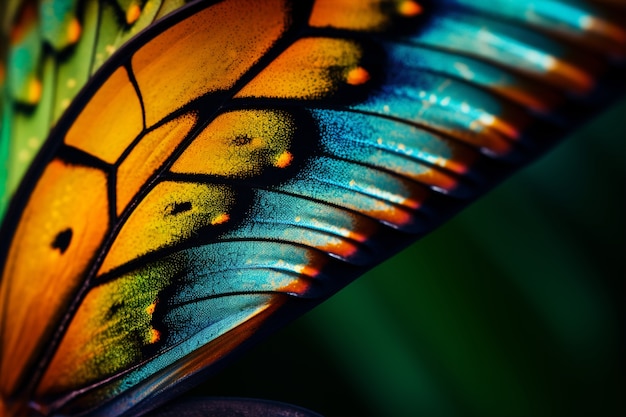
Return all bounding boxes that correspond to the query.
[296,264,320,278]
[399,1,422,17]
[346,66,370,85]
[149,329,160,344]
[274,151,293,168]
[413,169,458,195]
[476,113,520,141]
[145,302,156,315]
[318,241,359,259]
[366,207,413,228]
[489,118,520,141]
[28,79,42,104]
[211,213,230,225]
[126,4,142,24]
[278,277,312,296]
[67,18,81,44]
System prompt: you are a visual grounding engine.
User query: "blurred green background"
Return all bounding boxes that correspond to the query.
[196,100,625,416]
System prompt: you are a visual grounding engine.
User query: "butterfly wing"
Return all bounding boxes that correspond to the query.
[0,0,199,218]
[0,0,624,416]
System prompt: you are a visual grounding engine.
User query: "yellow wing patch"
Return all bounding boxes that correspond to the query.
[236,38,366,100]
[131,0,291,127]
[309,0,422,31]
[0,160,109,396]
[116,113,198,215]
[64,66,144,164]
[99,182,235,276]
[171,110,295,177]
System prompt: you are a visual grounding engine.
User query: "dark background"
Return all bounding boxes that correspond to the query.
[193,100,625,417]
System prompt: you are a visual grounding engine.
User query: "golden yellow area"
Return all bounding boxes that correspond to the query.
[236,38,363,99]
[116,113,197,215]
[171,110,294,177]
[36,265,170,395]
[0,160,108,395]
[310,0,412,31]
[99,181,235,275]
[126,3,142,24]
[65,67,143,164]
[67,18,82,44]
[132,0,289,127]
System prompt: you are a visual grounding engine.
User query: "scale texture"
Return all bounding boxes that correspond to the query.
[0,0,624,416]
